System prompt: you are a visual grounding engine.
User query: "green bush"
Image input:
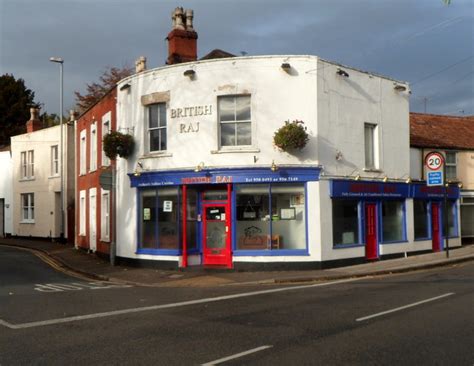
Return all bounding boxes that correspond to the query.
[103,131,135,159]
[273,120,309,152]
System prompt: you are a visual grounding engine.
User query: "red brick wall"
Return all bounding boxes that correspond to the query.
[75,88,117,255]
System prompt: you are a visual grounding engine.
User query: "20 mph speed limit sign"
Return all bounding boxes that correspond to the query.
[425,152,444,171]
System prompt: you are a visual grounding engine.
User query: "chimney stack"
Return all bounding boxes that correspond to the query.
[135,56,147,73]
[26,106,42,133]
[166,7,198,65]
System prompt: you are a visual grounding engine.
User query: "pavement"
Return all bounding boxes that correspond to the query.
[1,237,473,287]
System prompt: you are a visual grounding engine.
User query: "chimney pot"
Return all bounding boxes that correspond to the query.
[167,7,198,65]
[135,56,147,73]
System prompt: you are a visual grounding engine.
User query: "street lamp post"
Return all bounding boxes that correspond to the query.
[50,57,65,243]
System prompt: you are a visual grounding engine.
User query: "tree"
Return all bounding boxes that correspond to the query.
[0,74,36,146]
[74,66,133,113]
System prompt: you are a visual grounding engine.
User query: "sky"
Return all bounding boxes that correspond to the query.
[1,0,473,117]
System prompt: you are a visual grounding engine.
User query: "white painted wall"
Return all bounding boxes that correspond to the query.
[115,55,413,263]
[10,124,74,238]
[0,150,13,235]
[410,148,423,180]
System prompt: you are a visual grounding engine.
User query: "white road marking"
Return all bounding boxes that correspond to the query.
[201,345,273,365]
[356,292,455,322]
[34,282,131,292]
[0,277,360,330]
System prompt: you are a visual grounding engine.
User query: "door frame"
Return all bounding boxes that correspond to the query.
[431,201,442,252]
[89,188,97,252]
[364,202,379,260]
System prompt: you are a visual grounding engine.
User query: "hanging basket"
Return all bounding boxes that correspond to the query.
[103,131,135,160]
[273,120,309,152]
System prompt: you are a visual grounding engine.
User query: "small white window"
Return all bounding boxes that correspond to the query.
[21,193,34,222]
[364,123,378,169]
[90,123,97,172]
[51,145,59,176]
[445,151,457,180]
[218,95,251,147]
[28,150,34,177]
[102,112,111,167]
[20,150,34,179]
[148,103,167,152]
[79,190,86,236]
[101,190,110,241]
[80,130,87,175]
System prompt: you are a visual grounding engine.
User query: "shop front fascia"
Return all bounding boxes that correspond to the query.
[129,167,321,268]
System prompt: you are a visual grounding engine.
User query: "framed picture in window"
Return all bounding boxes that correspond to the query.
[290,194,305,206]
[280,208,296,220]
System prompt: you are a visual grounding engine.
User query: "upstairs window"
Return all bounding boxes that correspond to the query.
[148,103,167,152]
[445,151,457,180]
[219,95,251,147]
[21,150,34,179]
[51,145,59,176]
[90,123,97,171]
[102,116,110,167]
[80,130,87,175]
[364,123,378,169]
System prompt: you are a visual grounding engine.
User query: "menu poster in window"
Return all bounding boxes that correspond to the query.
[280,208,296,220]
[143,208,151,221]
[163,201,173,212]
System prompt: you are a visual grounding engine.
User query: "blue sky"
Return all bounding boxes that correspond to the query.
[1,0,473,116]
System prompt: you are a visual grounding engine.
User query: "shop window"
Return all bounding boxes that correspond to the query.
[219,95,251,147]
[445,200,458,237]
[332,200,360,246]
[381,200,405,242]
[461,197,474,238]
[139,187,179,250]
[235,184,306,251]
[445,151,457,180]
[148,103,167,152]
[414,200,429,240]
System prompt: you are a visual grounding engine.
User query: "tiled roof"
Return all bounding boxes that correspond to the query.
[410,112,474,150]
[200,49,235,60]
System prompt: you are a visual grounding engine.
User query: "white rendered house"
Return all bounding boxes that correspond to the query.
[0,147,13,237]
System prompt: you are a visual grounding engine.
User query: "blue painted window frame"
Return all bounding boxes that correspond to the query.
[136,187,182,255]
[379,199,408,244]
[232,183,309,256]
[332,199,364,249]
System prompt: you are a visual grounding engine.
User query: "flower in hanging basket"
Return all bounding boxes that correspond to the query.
[273,120,309,152]
[103,131,135,159]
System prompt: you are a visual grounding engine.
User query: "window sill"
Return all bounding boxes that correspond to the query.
[19,177,35,182]
[141,152,173,159]
[211,147,260,154]
[333,243,365,249]
[381,240,408,245]
[20,220,35,224]
[414,237,431,242]
[100,237,110,243]
[363,168,382,173]
[233,249,309,256]
[48,175,60,179]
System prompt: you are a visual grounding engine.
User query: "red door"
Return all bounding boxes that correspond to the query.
[365,203,378,260]
[431,202,441,252]
[202,204,231,267]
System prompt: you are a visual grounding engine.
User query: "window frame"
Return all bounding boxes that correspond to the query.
[51,145,59,176]
[80,129,87,175]
[101,113,111,167]
[21,193,35,223]
[380,199,407,244]
[147,103,167,153]
[218,95,252,149]
[364,123,379,170]
[413,199,431,241]
[90,122,97,172]
[332,199,363,248]
[445,151,457,181]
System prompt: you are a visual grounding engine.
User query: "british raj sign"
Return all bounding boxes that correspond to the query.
[170,104,212,134]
